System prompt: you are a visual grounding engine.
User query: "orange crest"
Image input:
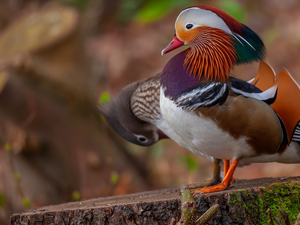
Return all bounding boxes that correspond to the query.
[183,27,237,82]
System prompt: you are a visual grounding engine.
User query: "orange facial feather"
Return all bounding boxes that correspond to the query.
[183,27,237,82]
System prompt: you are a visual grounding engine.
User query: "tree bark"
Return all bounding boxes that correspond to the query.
[10,176,300,225]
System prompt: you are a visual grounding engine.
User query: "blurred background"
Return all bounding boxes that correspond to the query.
[0,0,300,224]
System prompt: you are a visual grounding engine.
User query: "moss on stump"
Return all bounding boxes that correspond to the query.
[228,178,300,224]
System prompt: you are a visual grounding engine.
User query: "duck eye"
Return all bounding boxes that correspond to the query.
[185,23,193,30]
[137,135,148,143]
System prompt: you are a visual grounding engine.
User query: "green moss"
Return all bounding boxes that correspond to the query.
[229,192,245,219]
[229,192,240,205]
[260,181,300,223]
[229,180,300,224]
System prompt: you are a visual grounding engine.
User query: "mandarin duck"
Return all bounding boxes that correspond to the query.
[160,5,300,194]
[99,60,277,189]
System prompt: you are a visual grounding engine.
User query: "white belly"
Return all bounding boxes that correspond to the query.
[160,88,254,160]
[155,117,214,162]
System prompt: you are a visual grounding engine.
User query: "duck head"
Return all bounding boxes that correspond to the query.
[99,79,168,147]
[162,6,266,82]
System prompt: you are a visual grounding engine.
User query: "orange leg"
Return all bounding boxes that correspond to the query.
[223,159,236,186]
[223,160,229,176]
[194,159,239,194]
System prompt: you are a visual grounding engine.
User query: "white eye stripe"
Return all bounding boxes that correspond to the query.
[176,7,232,36]
[185,23,193,30]
[185,22,200,30]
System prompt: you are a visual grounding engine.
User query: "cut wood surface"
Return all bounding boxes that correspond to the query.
[10,176,300,224]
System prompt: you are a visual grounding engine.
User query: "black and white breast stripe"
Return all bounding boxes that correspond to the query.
[292,121,300,142]
[174,78,278,111]
[175,82,229,110]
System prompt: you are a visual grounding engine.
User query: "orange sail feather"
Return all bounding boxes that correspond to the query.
[250,61,276,91]
[271,70,300,143]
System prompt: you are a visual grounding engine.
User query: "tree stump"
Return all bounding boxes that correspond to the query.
[10,176,300,224]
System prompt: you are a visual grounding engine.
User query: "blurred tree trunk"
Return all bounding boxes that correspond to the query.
[0,1,154,223]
